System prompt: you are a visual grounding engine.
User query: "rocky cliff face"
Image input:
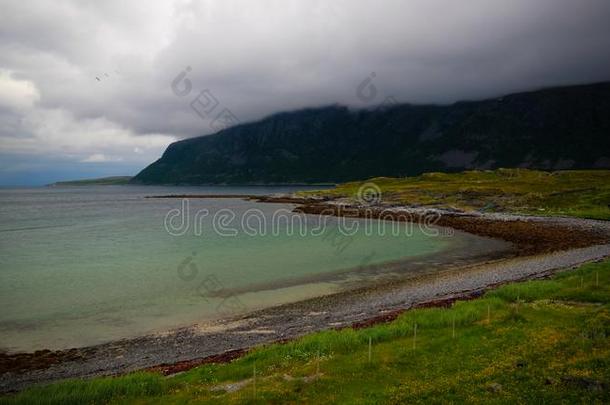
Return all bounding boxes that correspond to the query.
[132,82,610,184]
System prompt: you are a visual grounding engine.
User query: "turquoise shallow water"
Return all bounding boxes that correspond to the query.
[0,185,491,352]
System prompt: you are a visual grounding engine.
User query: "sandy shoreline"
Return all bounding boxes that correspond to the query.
[1,203,609,393]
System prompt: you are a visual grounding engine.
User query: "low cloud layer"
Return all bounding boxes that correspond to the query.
[1,0,610,184]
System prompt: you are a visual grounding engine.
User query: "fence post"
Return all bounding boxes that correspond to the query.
[487,304,491,324]
[596,271,599,287]
[452,315,456,339]
[253,361,256,400]
[413,323,417,349]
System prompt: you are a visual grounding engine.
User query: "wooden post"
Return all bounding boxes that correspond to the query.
[596,271,599,287]
[253,361,256,399]
[452,315,456,339]
[487,304,491,324]
[368,337,372,363]
[413,323,417,349]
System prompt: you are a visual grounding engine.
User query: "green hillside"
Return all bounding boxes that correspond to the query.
[302,168,610,220]
[48,176,132,186]
[132,82,610,185]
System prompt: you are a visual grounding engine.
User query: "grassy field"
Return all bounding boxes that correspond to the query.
[3,259,609,404]
[300,169,610,220]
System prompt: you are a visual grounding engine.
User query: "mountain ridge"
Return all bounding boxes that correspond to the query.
[132,82,610,184]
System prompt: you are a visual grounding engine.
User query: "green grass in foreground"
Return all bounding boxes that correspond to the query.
[3,260,610,404]
[301,168,610,220]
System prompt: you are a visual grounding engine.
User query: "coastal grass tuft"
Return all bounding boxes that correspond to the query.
[0,372,170,405]
[300,168,610,220]
[3,259,610,404]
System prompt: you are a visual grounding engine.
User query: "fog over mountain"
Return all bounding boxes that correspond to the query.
[1,0,610,185]
[132,82,610,184]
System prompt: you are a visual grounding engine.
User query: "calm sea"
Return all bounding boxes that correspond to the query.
[0,185,500,352]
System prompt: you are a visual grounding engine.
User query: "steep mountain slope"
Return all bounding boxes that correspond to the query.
[132,82,610,184]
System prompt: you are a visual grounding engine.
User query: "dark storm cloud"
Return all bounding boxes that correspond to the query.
[1,0,610,184]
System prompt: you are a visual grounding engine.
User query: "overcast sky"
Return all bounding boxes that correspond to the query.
[1,0,610,185]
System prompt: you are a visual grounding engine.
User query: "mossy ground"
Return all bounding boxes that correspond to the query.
[3,259,609,404]
[300,169,610,220]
